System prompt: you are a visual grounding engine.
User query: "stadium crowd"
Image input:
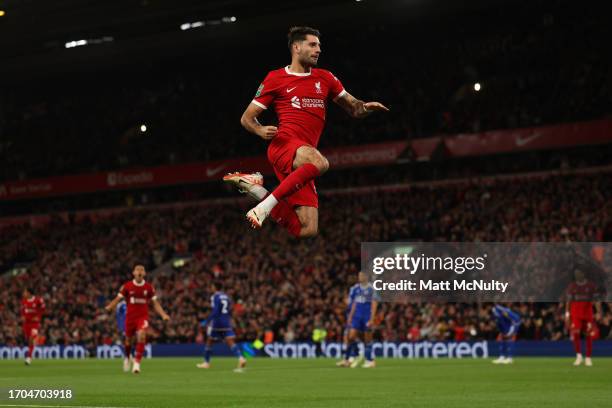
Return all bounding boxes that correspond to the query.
[1,2,610,181]
[1,171,611,353]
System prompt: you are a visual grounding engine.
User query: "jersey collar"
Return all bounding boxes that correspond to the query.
[285,66,311,76]
[132,279,146,287]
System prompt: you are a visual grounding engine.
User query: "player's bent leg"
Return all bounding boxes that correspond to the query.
[249,147,326,228]
[226,337,246,372]
[292,146,329,174]
[268,199,303,237]
[295,206,319,237]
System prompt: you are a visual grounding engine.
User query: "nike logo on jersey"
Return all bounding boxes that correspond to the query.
[286,87,297,93]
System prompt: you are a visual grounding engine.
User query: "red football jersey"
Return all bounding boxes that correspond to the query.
[119,280,156,321]
[566,281,599,318]
[21,296,45,324]
[252,66,346,147]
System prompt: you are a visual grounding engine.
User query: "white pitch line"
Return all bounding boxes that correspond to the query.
[0,404,137,408]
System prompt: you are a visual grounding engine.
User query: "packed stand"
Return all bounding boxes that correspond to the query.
[1,172,611,353]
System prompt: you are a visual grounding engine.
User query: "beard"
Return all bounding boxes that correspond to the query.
[299,54,318,67]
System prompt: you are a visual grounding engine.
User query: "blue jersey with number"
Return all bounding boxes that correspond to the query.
[349,283,379,318]
[208,291,232,329]
[116,301,127,334]
[492,304,521,335]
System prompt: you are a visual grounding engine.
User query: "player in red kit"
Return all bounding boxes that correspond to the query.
[224,26,388,237]
[105,264,170,374]
[21,288,45,365]
[565,269,602,366]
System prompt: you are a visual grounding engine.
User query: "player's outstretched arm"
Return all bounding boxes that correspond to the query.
[152,298,170,321]
[594,302,602,321]
[104,294,123,313]
[334,92,389,119]
[240,103,277,140]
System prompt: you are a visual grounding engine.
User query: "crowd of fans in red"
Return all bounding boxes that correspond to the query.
[1,171,611,352]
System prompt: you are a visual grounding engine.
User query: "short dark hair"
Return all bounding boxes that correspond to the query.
[212,281,224,291]
[288,26,321,50]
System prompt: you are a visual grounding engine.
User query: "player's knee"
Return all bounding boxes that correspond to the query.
[313,155,329,174]
[300,223,319,238]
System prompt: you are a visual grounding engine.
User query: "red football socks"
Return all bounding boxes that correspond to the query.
[573,334,581,354]
[585,335,593,357]
[270,163,320,201]
[135,342,145,363]
[270,199,302,237]
[124,343,132,358]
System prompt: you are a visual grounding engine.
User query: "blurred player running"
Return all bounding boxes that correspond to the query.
[105,264,170,374]
[196,281,247,372]
[565,269,602,366]
[225,26,388,238]
[340,272,379,368]
[491,304,521,364]
[21,288,45,365]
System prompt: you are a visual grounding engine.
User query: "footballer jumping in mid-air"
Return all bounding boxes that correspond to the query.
[224,26,388,237]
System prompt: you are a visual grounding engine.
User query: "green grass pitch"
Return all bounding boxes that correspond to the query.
[1,358,611,408]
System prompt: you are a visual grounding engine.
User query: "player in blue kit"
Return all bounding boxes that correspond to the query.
[196,281,247,372]
[338,272,380,368]
[116,300,131,372]
[336,287,357,367]
[491,304,521,364]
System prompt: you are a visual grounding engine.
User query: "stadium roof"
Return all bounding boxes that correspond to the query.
[0,0,518,79]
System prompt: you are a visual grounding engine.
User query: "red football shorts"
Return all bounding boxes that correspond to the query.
[571,315,594,334]
[267,136,318,209]
[125,317,149,337]
[22,323,40,340]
